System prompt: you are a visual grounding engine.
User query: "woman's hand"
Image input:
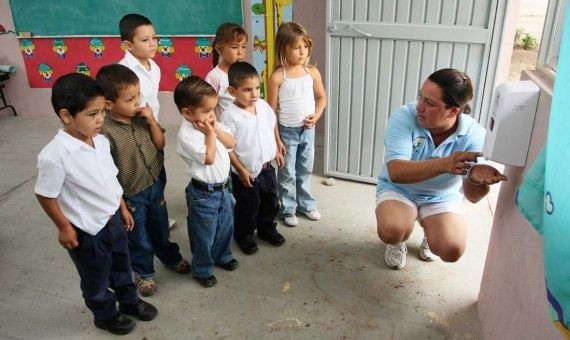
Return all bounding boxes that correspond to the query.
[468,164,507,185]
[443,151,482,175]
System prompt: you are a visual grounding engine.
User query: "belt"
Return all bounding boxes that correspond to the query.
[191,178,229,192]
[262,162,271,169]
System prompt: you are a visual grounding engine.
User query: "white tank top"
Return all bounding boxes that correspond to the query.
[278,67,315,127]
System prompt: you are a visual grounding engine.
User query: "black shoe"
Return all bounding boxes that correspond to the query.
[236,236,258,255]
[118,298,158,321]
[217,258,239,271]
[258,228,286,246]
[194,275,217,287]
[94,313,135,335]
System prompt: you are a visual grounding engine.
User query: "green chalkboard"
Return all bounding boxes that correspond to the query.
[9,0,243,37]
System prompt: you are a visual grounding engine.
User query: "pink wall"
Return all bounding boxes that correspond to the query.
[477,69,561,339]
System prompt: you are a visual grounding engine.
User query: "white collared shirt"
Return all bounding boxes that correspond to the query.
[220,99,277,177]
[34,130,124,236]
[177,119,233,184]
[205,66,235,120]
[119,51,161,121]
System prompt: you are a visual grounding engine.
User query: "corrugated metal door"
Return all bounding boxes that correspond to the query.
[325,0,506,183]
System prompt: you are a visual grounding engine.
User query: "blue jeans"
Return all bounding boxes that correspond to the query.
[278,125,316,216]
[185,182,234,278]
[125,179,182,278]
[68,211,138,321]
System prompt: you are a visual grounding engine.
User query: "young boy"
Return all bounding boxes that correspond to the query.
[220,61,286,255]
[118,13,160,121]
[35,73,157,335]
[174,76,238,287]
[118,13,176,229]
[96,64,190,297]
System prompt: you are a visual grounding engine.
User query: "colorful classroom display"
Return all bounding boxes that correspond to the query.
[251,0,293,98]
[18,37,213,91]
[16,0,291,93]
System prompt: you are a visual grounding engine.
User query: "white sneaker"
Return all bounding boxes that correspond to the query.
[384,243,407,270]
[419,235,436,262]
[168,218,176,229]
[303,210,321,221]
[283,215,299,227]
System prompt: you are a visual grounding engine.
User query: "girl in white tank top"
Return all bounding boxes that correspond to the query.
[278,67,315,127]
[267,22,327,227]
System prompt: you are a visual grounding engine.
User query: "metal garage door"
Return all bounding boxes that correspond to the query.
[325,0,507,183]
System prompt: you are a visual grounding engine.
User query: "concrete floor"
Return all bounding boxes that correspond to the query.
[0,116,497,339]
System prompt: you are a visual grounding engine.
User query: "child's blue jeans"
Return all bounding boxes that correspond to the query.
[278,125,317,217]
[125,179,182,279]
[185,181,234,278]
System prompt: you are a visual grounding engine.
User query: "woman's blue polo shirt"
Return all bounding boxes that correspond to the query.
[376,102,486,203]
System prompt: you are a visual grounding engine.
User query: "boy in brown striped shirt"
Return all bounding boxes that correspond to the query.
[97,64,190,296]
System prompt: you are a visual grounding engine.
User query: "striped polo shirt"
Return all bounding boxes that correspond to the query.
[102,115,164,197]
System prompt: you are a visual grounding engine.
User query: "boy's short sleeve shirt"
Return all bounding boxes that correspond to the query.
[376,102,486,203]
[101,115,164,197]
[34,130,123,235]
[119,51,161,121]
[176,119,232,184]
[205,66,235,120]
[220,99,277,177]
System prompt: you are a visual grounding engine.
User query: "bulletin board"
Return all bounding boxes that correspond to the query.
[10,0,243,90]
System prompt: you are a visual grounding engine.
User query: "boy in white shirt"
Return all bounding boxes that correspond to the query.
[34,73,157,335]
[118,13,175,228]
[221,62,286,255]
[175,76,238,288]
[118,14,160,120]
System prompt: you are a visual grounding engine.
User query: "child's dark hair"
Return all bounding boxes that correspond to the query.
[212,22,248,67]
[228,61,259,88]
[119,13,153,41]
[51,73,105,118]
[173,75,217,111]
[95,64,140,101]
[428,68,474,114]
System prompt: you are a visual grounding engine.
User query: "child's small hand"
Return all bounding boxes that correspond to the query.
[239,169,254,188]
[192,120,215,135]
[120,206,134,231]
[210,113,218,128]
[303,114,319,128]
[277,140,286,157]
[136,103,155,124]
[58,226,78,249]
[276,149,285,168]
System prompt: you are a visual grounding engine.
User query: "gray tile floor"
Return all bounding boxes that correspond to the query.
[0,115,497,339]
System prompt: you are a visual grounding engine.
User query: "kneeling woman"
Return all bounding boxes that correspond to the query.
[376,68,507,270]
